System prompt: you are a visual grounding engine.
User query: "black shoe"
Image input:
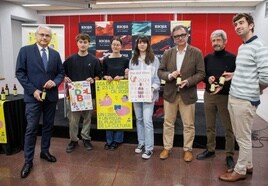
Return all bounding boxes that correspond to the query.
[226,156,235,171]
[83,140,93,151]
[40,152,57,162]
[110,142,119,151]
[21,163,32,178]
[66,141,78,153]
[196,149,215,160]
[104,143,111,150]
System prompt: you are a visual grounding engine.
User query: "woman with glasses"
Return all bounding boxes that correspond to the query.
[129,35,160,159]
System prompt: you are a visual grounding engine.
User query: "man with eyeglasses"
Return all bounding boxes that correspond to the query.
[16,25,64,178]
[158,25,205,162]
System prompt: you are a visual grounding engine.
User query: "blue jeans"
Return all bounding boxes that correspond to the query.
[133,102,155,151]
[106,130,124,145]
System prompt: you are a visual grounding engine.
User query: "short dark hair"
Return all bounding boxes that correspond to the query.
[75,33,90,42]
[111,36,122,45]
[172,25,189,36]
[233,13,254,32]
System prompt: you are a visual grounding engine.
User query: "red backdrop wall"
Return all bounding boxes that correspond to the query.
[46,13,241,89]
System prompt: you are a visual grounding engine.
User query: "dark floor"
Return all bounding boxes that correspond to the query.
[0,115,268,186]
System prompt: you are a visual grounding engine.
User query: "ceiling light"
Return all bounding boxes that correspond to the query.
[96,0,263,5]
[22,4,51,7]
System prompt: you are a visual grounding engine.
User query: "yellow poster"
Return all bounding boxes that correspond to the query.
[96,80,132,129]
[27,32,59,51]
[0,101,7,144]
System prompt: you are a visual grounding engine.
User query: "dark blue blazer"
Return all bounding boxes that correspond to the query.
[16,44,64,102]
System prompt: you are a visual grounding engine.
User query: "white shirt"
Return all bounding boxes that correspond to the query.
[176,45,187,71]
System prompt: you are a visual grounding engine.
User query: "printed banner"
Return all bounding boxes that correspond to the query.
[151,21,171,35]
[79,22,96,35]
[114,22,132,35]
[78,21,191,57]
[96,80,132,129]
[129,70,152,102]
[0,101,7,144]
[68,81,93,112]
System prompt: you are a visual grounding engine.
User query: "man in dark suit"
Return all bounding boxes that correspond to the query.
[158,25,205,162]
[16,25,64,178]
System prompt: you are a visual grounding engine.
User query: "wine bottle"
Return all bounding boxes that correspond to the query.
[41,88,46,100]
[5,83,9,96]
[210,83,216,93]
[219,75,226,86]
[1,87,6,100]
[13,84,18,96]
[176,75,182,86]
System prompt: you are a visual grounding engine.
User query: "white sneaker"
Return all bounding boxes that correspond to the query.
[135,144,144,154]
[142,150,153,159]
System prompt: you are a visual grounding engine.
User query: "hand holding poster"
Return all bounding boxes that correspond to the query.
[96,80,132,129]
[128,70,152,102]
[68,81,93,112]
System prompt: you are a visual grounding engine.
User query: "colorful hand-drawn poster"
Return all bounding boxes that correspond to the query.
[68,81,93,112]
[0,101,7,144]
[128,70,152,102]
[96,80,132,129]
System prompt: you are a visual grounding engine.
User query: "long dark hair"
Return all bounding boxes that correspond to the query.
[131,35,155,65]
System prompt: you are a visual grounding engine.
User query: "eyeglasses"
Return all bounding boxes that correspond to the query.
[38,33,51,38]
[173,33,187,39]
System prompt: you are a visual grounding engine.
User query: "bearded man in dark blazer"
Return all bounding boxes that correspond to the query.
[158,25,205,162]
[16,25,64,178]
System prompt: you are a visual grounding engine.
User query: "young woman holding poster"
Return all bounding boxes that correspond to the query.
[129,35,160,159]
[103,37,129,150]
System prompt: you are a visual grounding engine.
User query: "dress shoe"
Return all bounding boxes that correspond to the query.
[196,149,215,160]
[40,152,57,162]
[184,151,193,162]
[160,149,170,160]
[21,163,32,178]
[226,156,235,171]
[219,171,246,182]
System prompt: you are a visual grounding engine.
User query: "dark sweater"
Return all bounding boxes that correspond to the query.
[204,49,236,95]
[63,53,102,98]
[102,55,129,78]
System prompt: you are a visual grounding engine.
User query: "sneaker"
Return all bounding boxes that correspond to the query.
[104,143,111,150]
[135,144,144,154]
[66,141,78,153]
[110,142,119,151]
[83,140,93,151]
[142,150,153,159]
